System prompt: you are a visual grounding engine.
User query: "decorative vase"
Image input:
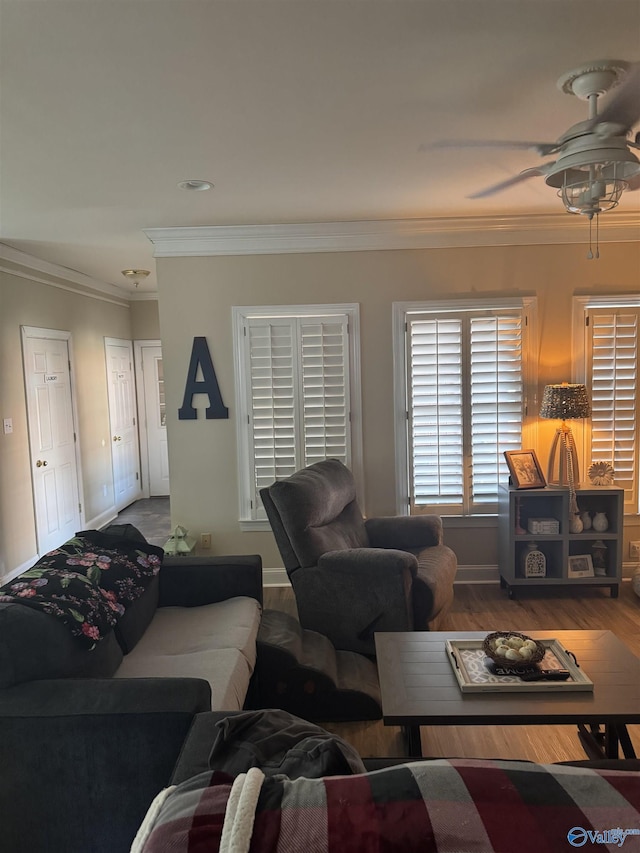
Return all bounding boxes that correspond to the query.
[522,541,546,578]
[580,510,592,531]
[569,513,583,534]
[592,512,609,533]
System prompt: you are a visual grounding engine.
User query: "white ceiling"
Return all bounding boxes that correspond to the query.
[1,0,639,294]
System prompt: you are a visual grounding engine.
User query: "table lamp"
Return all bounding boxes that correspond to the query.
[539,383,591,487]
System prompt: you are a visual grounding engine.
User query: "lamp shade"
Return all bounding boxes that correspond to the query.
[539,384,591,420]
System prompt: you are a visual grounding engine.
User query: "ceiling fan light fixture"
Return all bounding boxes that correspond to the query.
[558,172,627,216]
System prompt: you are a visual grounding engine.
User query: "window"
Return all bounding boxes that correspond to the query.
[574,298,639,513]
[233,304,362,526]
[394,298,536,516]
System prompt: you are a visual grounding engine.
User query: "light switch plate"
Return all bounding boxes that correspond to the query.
[3,418,13,434]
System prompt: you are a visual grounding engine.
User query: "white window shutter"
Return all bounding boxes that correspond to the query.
[408,310,523,513]
[409,318,464,508]
[470,315,523,508]
[242,312,353,521]
[247,318,298,515]
[299,317,351,468]
[587,310,638,510]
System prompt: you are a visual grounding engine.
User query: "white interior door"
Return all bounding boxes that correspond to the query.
[22,328,82,554]
[105,338,141,510]
[138,343,170,496]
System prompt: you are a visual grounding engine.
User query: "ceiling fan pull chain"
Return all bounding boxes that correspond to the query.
[587,216,594,259]
[595,214,600,259]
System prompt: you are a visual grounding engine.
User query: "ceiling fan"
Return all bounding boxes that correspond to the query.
[425,60,640,219]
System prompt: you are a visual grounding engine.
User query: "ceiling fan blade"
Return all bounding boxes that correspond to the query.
[587,62,640,136]
[468,164,555,199]
[626,173,640,191]
[421,139,560,156]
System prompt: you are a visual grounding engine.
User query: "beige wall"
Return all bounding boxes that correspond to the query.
[0,265,134,576]
[130,299,161,340]
[156,241,640,568]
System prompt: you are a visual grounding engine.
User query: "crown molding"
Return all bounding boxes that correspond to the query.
[144,211,640,257]
[0,243,133,304]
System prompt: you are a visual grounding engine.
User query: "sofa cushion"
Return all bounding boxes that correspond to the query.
[267,459,369,568]
[114,597,261,710]
[0,602,123,688]
[133,759,640,853]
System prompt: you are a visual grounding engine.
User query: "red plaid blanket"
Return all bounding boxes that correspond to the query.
[132,759,640,853]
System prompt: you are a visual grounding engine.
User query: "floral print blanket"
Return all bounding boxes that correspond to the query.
[0,531,163,648]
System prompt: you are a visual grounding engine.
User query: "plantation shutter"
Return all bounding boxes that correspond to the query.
[587,309,639,510]
[408,310,523,513]
[409,317,464,509]
[300,317,351,467]
[470,315,523,506]
[247,319,298,504]
[245,314,351,519]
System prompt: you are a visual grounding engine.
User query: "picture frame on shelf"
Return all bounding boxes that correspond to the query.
[568,554,595,578]
[504,449,547,490]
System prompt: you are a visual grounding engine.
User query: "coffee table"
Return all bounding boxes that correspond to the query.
[375,630,640,759]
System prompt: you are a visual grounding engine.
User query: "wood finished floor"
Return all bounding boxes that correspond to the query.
[117,500,640,762]
[264,582,640,762]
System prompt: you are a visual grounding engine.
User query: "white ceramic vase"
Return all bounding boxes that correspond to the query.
[580,510,592,530]
[592,511,609,533]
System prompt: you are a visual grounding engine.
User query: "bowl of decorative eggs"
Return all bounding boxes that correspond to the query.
[483,631,546,667]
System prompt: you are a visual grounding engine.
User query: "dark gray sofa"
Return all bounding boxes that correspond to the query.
[0,534,263,853]
[143,711,640,853]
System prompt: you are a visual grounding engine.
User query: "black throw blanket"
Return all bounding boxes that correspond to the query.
[0,531,163,648]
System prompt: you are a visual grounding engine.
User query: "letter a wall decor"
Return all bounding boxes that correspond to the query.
[178,336,229,420]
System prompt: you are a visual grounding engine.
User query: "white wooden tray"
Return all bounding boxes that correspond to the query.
[445,638,594,693]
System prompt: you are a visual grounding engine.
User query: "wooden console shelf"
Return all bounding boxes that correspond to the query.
[498,485,623,599]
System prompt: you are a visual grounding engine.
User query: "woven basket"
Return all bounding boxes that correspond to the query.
[483,631,545,668]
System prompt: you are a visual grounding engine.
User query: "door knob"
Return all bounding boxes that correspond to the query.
[36,460,48,467]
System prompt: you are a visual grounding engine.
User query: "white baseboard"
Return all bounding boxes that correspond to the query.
[1,554,39,586]
[454,564,499,584]
[263,567,290,586]
[85,508,118,531]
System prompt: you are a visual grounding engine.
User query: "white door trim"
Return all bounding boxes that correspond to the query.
[134,339,160,498]
[133,338,170,498]
[21,326,85,553]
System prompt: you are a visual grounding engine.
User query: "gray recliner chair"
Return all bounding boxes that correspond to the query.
[260,458,457,656]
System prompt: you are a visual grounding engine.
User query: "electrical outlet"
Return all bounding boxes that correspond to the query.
[201,533,212,549]
[630,541,640,561]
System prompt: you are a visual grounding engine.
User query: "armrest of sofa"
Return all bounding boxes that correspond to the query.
[365,515,443,549]
[0,676,211,716]
[292,548,416,655]
[159,554,263,608]
[0,677,211,853]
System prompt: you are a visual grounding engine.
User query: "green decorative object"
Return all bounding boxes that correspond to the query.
[163,525,196,555]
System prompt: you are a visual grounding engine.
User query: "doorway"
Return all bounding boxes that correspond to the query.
[134,340,170,496]
[104,338,142,510]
